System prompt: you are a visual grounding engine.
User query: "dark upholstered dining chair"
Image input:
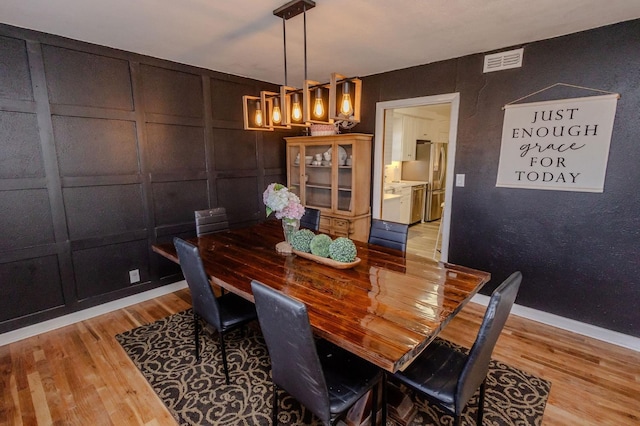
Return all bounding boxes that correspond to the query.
[195,207,229,237]
[251,280,383,426]
[300,207,321,231]
[391,271,522,426]
[173,237,257,385]
[368,219,409,252]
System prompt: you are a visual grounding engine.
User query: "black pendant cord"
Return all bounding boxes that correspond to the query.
[303,4,307,81]
[282,16,287,86]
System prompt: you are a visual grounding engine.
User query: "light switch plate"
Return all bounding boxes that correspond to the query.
[456,174,465,187]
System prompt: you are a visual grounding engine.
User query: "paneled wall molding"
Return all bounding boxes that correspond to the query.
[214,170,261,179]
[0,99,37,113]
[148,172,208,183]
[144,112,204,127]
[1,24,289,333]
[25,40,79,312]
[129,60,158,286]
[26,41,67,243]
[61,175,142,187]
[0,243,62,264]
[155,223,196,238]
[69,230,149,251]
[202,75,216,206]
[0,178,47,191]
[50,104,135,120]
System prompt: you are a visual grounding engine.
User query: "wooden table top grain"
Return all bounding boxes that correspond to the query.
[152,220,490,373]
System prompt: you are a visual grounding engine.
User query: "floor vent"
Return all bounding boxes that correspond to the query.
[483,48,524,73]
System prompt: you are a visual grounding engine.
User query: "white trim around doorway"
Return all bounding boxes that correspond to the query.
[373,93,460,262]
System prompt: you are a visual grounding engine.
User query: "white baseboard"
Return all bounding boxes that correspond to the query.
[471,294,640,352]
[0,280,188,346]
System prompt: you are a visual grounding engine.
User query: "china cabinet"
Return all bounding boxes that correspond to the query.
[285,133,372,241]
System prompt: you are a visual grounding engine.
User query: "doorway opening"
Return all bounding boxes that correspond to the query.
[372,93,460,262]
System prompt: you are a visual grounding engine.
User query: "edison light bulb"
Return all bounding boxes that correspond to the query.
[313,87,324,118]
[339,82,353,117]
[272,98,282,124]
[291,93,302,122]
[254,101,264,127]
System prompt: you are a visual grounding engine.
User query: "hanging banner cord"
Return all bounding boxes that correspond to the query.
[502,83,620,110]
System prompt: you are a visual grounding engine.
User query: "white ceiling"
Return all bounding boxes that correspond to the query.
[2,0,640,85]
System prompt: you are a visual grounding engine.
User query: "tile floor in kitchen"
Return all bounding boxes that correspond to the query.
[407,220,442,261]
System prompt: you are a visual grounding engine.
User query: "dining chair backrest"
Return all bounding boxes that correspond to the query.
[195,207,229,237]
[173,237,222,330]
[251,280,331,423]
[456,271,522,410]
[300,207,321,231]
[368,219,409,252]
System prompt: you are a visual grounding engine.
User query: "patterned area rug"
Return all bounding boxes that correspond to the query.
[116,310,550,425]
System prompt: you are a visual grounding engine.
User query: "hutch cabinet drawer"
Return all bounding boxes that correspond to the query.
[332,218,350,232]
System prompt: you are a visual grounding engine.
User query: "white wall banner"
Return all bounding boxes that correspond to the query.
[496,94,618,192]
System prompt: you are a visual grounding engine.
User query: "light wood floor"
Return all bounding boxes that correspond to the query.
[1,288,639,425]
[407,220,442,261]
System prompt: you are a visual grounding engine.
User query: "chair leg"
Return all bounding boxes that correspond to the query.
[477,378,487,425]
[193,312,201,361]
[381,374,387,426]
[371,383,378,426]
[219,330,230,385]
[272,384,279,425]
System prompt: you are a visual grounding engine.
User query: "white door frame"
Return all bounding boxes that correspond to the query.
[372,93,460,262]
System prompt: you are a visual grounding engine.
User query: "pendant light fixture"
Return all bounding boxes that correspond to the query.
[243,0,362,131]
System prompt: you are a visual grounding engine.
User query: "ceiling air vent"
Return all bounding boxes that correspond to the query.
[483,48,524,73]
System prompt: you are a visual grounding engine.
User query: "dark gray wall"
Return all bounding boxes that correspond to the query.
[360,20,640,337]
[0,24,293,332]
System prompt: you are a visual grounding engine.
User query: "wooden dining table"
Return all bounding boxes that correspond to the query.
[152,220,490,373]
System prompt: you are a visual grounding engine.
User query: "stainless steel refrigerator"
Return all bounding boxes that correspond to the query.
[401,140,447,221]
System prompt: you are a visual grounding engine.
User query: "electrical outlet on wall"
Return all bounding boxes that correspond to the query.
[129,269,140,284]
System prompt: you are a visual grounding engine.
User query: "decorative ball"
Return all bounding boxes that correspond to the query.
[309,234,332,258]
[290,229,315,253]
[329,237,357,263]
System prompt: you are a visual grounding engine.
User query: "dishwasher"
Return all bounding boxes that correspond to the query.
[410,184,426,224]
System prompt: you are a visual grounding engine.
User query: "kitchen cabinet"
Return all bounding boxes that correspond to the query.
[399,185,411,224]
[382,194,402,222]
[414,117,433,141]
[285,133,372,242]
[392,115,416,161]
[436,118,449,143]
[392,114,437,161]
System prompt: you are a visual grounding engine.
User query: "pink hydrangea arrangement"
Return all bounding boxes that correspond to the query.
[263,183,305,220]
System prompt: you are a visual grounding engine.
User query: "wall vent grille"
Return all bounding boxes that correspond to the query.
[483,48,524,73]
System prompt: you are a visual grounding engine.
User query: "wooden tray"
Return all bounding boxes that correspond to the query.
[292,250,361,269]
